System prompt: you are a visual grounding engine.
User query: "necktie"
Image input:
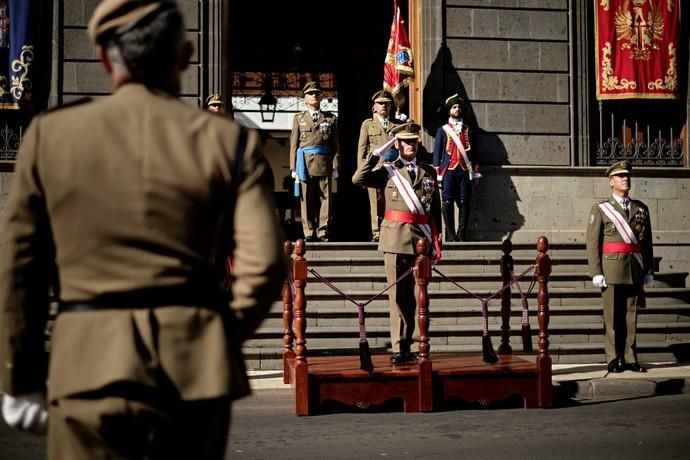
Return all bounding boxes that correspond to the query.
[406,163,416,183]
[621,197,630,217]
[382,119,389,131]
[312,112,319,124]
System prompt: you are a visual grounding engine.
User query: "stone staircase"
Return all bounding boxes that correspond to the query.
[243,242,690,370]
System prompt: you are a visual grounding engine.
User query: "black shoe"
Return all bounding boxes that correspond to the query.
[318,236,329,242]
[607,358,623,373]
[627,362,647,373]
[390,352,413,364]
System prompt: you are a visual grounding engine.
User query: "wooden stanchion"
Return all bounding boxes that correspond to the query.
[535,236,553,407]
[498,240,513,355]
[282,240,295,384]
[415,239,433,412]
[292,239,309,415]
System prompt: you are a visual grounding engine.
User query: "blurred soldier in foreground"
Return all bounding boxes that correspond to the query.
[289,82,339,242]
[586,161,653,374]
[356,90,401,242]
[0,1,285,458]
[352,122,441,364]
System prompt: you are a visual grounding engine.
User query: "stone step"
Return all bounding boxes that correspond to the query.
[271,287,690,309]
[297,241,588,259]
[260,304,690,329]
[300,271,687,291]
[242,342,689,369]
[245,322,690,349]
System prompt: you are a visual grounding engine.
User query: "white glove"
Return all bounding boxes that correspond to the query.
[291,170,297,179]
[644,272,654,287]
[592,275,607,288]
[395,112,408,122]
[331,169,339,180]
[1,392,48,435]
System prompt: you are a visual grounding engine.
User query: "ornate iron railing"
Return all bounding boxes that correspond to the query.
[1,122,22,162]
[594,101,686,166]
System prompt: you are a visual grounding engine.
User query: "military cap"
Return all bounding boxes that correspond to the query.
[88,0,177,44]
[205,93,223,107]
[444,93,464,111]
[392,121,421,140]
[302,82,322,94]
[372,90,393,103]
[605,160,632,177]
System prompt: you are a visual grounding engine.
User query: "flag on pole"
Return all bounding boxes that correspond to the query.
[383,0,414,110]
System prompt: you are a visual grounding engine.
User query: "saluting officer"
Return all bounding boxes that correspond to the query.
[353,122,441,364]
[433,93,480,242]
[586,160,654,373]
[0,0,285,457]
[356,90,402,242]
[289,82,340,242]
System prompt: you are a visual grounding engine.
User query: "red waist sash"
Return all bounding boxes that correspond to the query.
[602,242,641,253]
[384,209,430,225]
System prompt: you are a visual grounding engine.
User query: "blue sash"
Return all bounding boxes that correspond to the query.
[294,145,331,197]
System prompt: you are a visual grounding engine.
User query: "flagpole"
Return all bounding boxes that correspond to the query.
[408,0,421,123]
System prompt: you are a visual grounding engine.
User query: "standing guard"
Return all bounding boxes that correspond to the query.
[289,82,340,242]
[356,90,402,242]
[586,160,654,373]
[433,93,481,242]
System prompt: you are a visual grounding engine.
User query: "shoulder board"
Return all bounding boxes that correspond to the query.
[597,199,608,204]
[46,97,92,113]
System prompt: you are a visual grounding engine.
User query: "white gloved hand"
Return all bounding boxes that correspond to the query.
[332,169,339,180]
[592,275,607,288]
[395,112,408,122]
[643,272,654,287]
[291,170,297,179]
[1,392,48,435]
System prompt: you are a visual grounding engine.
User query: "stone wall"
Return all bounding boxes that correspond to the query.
[60,0,203,106]
[444,0,571,165]
[467,166,690,276]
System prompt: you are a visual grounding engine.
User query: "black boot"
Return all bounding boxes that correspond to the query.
[442,200,455,242]
[456,199,470,242]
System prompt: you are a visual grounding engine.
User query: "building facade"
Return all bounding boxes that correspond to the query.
[1,0,689,273]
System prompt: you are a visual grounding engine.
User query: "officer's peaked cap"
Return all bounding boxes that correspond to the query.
[88,0,179,45]
[372,90,393,103]
[303,82,322,94]
[606,160,632,177]
[392,121,421,140]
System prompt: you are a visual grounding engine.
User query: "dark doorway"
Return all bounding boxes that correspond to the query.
[230,1,405,241]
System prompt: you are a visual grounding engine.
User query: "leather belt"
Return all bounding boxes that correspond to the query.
[384,209,430,225]
[602,242,641,253]
[59,285,227,313]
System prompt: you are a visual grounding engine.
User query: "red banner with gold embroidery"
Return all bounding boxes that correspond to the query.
[595,0,679,100]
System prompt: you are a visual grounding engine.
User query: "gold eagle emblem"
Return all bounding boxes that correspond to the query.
[615,0,664,60]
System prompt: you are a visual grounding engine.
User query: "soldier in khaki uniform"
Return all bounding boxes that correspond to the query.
[353,122,441,364]
[356,90,402,242]
[289,82,339,242]
[586,160,654,374]
[0,1,285,458]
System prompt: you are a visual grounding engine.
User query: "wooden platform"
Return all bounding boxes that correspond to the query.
[286,352,544,415]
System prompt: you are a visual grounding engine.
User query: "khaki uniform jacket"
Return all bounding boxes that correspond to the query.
[586,196,654,285]
[352,154,441,255]
[356,117,401,167]
[0,84,286,401]
[289,111,339,177]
